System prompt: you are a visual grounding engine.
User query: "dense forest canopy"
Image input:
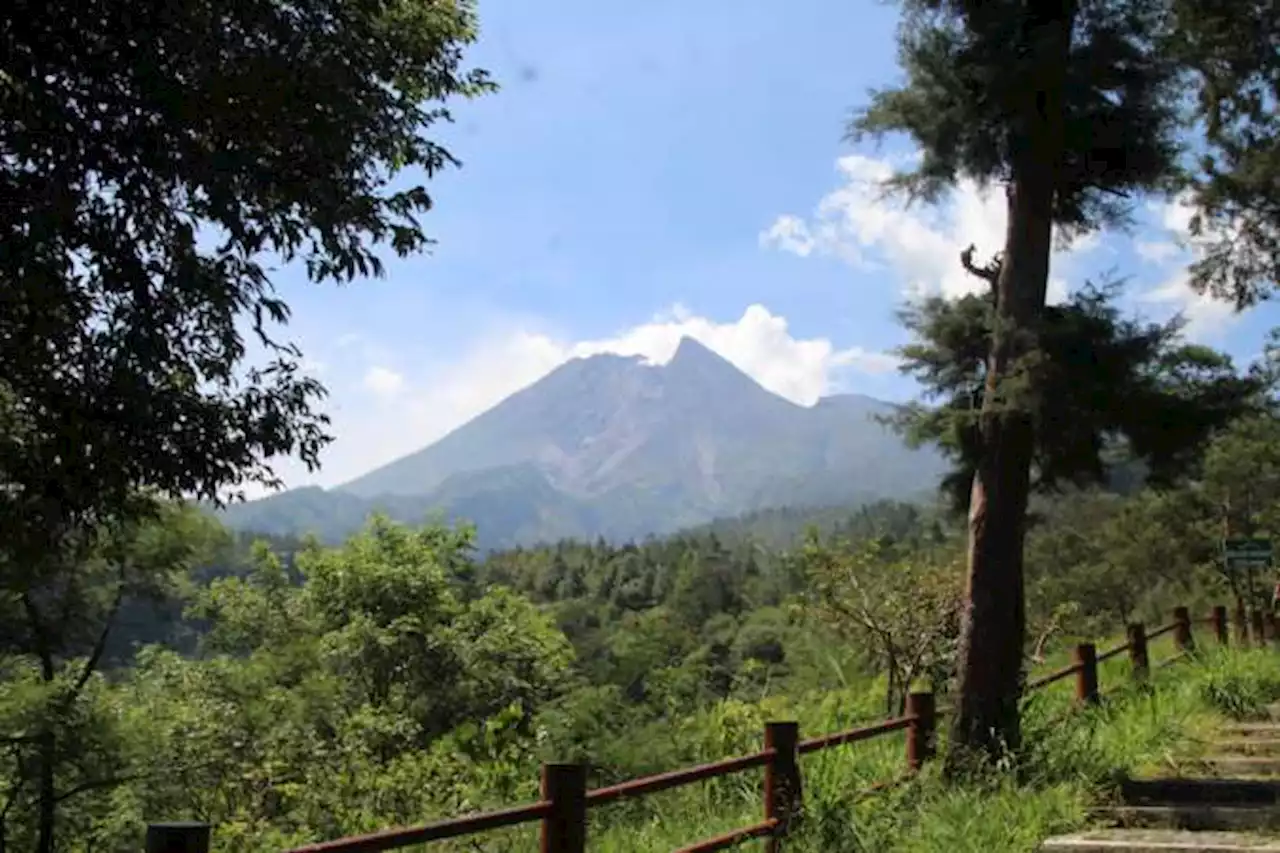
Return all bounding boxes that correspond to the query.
[1,404,1276,849]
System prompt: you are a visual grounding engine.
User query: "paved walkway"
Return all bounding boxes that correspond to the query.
[1041,706,1280,851]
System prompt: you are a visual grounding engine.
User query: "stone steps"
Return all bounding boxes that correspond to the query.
[1120,780,1280,805]
[1214,741,1280,756]
[1096,805,1280,833]
[1199,759,1280,778]
[1039,704,1280,850]
[1222,726,1280,740]
[1040,829,1280,852]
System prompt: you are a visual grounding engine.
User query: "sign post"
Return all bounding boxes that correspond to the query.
[1224,538,1273,608]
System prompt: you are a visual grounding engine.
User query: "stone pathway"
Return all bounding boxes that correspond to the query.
[1040,707,1280,852]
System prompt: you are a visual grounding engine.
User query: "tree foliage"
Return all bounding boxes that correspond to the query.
[802,535,963,715]
[1,3,493,848]
[891,281,1267,512]
[851,0,1183,235]
[1170,0,1280,307]
[854,0,1204,768]
[0,0,494,562]
[1,438,1278,848]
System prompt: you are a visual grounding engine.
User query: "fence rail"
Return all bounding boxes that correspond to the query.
[147,603,1280,853]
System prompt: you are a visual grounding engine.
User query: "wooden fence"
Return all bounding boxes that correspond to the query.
[145,603,1280,853]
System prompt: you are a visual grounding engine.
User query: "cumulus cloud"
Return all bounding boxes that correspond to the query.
[562,302,898,403]
[762,154,1243,340]
[760,154,1092,304]
[257,304,897,492]
[1134,239,1180,263]
[1133,195,1239,340]
[1138,272,1236,339]
[362,366,405,398]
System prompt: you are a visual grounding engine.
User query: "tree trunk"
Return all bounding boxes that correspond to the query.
[885,649,898,717]
[944,2,1076,775]
[23,590,58,853]
[36,730,54,853]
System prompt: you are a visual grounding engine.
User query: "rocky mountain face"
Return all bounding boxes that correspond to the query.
[219,337,948,549]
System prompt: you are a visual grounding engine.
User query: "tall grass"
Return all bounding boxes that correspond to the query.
[589,644,1280,852]
[407,642,1280,852]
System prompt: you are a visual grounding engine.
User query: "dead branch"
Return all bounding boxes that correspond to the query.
[960,244,1003,289]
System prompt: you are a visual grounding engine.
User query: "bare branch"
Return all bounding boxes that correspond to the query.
[960,244,1003,284]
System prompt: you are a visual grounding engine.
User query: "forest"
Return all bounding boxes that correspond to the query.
[2,400,1279,850]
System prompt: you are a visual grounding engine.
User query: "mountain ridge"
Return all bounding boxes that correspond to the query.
[219,337,948,549]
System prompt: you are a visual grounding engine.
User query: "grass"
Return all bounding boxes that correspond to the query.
[411,638,1280,852]
[594,640,1280,852]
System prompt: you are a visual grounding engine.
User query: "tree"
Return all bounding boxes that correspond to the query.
[893,282,1265,509]
[2,2,492,847]
[1024,488,1221,637]
[803,533,963,715]
[0,505,225,852]
[1199,414,1280,604]
[1169,0,1280,307]
[2,0,492,532]
[134,518,576,849]
[851,0,1188,766]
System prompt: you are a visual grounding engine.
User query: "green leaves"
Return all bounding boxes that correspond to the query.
[801,533,963,714]
[891,282,1264,513]
[0,0,495,572]
[851,0,1183,233]
[1168,0,1280,307]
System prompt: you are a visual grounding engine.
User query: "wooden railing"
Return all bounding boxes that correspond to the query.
[143,603,1280,853]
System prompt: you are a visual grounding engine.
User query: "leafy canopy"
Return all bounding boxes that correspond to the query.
[890,282,1266,511]
[0,0,494,560]
[851,0,1183,235]
[1170,0,1280,307]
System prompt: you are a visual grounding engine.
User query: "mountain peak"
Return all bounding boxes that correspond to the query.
[667,336,732,371]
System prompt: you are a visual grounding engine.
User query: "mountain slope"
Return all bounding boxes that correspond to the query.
[220,337,949,548]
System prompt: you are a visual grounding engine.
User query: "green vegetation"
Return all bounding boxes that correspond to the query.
[1,403,1278,850]
[5,0,1280,850]
[849,0,1280,768]
[2,0,492,848]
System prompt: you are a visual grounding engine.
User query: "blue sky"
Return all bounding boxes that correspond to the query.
[259,0,1280,493]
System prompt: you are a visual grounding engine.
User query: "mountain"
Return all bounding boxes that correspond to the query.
[219,337,949,549]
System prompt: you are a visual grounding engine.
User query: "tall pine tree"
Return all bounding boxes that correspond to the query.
[850,0,1182,768]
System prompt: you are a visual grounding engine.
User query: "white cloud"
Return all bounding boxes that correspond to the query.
[362,366,405,398]
[1134,195,1241,340]
[759,215,817,258]
[762,154,1245,341]
[761,154,1097,303]
[1138,271,1236,339]
[1135,240,1179,263]
[561,303,898,404]
[257,304,897,493]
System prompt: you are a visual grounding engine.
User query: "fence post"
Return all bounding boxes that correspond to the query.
[1174,606,1194,653]
[1073,643,1099,705]
[764,720,801,853]
[1236,600,1250,648]
[145,823,211,853]
[905,692,936,771]
[540,763,587,853]
[1212,605,1229,646]
[1127,623,1149,681]
[1251,609,1267,647]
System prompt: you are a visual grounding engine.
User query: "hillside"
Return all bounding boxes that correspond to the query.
[219,337,949,548]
